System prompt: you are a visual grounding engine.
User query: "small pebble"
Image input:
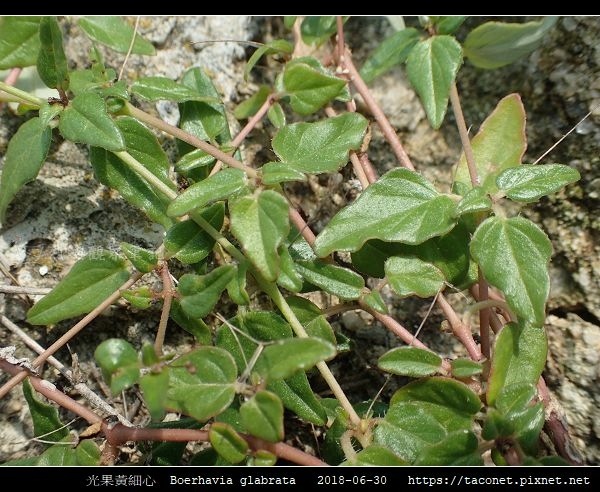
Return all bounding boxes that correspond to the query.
[38,265,49,276]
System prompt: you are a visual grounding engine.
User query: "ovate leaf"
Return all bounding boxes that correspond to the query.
[497,164,580,203]
[0,17,41,69]
[378,347,442,377]
[209,423,248,464]
[455,187,492,216]
[272,113,368,174]
[240,390,284,443]
[94,338,140,394]
[0,118,51,225]
[229,190,289,282]
[360,28,420,84]
[300,16,343,46]
[260,162,306,185]
[22,380,69,443]
[487,322,547,406]
[59,92,125,151]
[451,359,483,378]
[27,251,130,325]
[406,36,462,129]
[170,300,212,345]
[295,260,365,300]
[414,430,482,465]
[37,17,69,91]
[120,242,158,273]
[267,102,286,129]
[177,266,236,319]
[385,256,445,298]
[315,169,456,257]
[268,372,327,426]
[167,347,237,421]
[343,446,408,466]
[471,216,552,326]
[78,16,155,55]
[131,76,219,103]
[453,94,526,194]
[436,16,468,35]
[140,370,170,421]
[464,17,558,69]
[234,85,270,120]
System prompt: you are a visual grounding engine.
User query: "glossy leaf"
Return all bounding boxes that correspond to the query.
[360,28,420,83]
[140,370,169,421]
[209,423,248,464]
[170,300,212,344]
[37,17,69,91]
[268,372,327,426]
[378,347,442,377]
[22,380,69,443]
[497,164,580,203]
[260,162,306,185]
[259,338,336,381]
[295,260,365,300]
[272,113,368,174]
[471,216,552,326]
[167,347,237,421]
[385,256,445,298]
[177,266,236,319]
[229,190,289,282]
[455,186,492,216]
[165,203,224,264]
[487,322,547,406]
[0,118,51,225]
[167,168,246,217]
[464,17,558,69]
[343,446,408,466]
[59,92,124,151]
[451,359,483,378]
[234,85,270,119]
[78,16,155,55]
[283,60,346,115]
[361,290,389,314]
[315,169,457,257]
[512,403,545,454]
[267,102,286,129]
[300,16,343,46]
[406,36,462,129]
[120,242,158,273]
[27,251,129,325]
[94,338,138,376]
[122,287,153,309]
[414,430,482,465]
[175,149,216,174]
[286,296,336,346]
[0,17,41,69]
[131,76,218,103]
[495,383,537,415]
[454,94,526,194]
[245,40,293,80]
[240,390,284,443]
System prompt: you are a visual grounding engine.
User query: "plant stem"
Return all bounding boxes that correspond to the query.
[0,272,143,400]
[154,263,173,356]
[0,285,51,295]
[288,207,317,246]
[437,294,482,361]
[341,49,415,171]
[336,16,346,62]
[449,83,478,187]
[0,80,44,107]
[113,150,177,199]
[478,272,491,359]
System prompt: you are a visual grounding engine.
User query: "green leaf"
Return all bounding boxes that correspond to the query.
[120,242,158,273]
[268,372,327,426]
[406,36,462,129]
[300,16,344,46]
[167,168,247,217]
[165,203,224,264]
[495,383,537,415]
[315,169,457,257]
[455,187,492,216]
[267,102,286,129]
[344,446,408,466]
[512,403,545,454]
[286,296,336,346]
[234,85,270,119]
[487,322,547,406]
[226,262,250,305]
[451,359,483,378]
[94,338,138,376]
[131,76,219,103]
[436,16,468,35]
[22,380,69,443]
[175,149,216,174]
[250,450,277,466]
[75,440,101,466]
[360,28,421,84]
[497,164,580,203]
[78,16,155,55]
[36,440,77,466]
[464,17,558,69]
[245,40,293,81]
[283,60,346,115]
[141,342,159,366]
[260,162,306,185]
[272,113,368,174]
[414,430,482,465]
[179,67,228,143]
[471,216,552,326]
[177,265,235,319]
[375,378,480,463]
[378,347,442,377]
[59,92,125,151]
[37,17,69,91]
[209,422,248,464]
[122,286,153,309]
[38,102,63,126]
[295,260,364,300]
[453,94,527,194]
[167,346,237,421]
[27,251,130,325]
[170,300,212,344]
[361,290,389,314]
[0,17,41,69]
[229,190,290,282]
[258,338,336,381]
[0,118,51,225]
[276,246,303,293]
[140,370,169,421]
[240,390,284,442]
[385,256,445,298]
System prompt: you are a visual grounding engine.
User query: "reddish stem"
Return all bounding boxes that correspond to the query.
[437,294,482,360]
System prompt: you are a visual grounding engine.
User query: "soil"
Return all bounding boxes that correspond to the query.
[0,16,598,465]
